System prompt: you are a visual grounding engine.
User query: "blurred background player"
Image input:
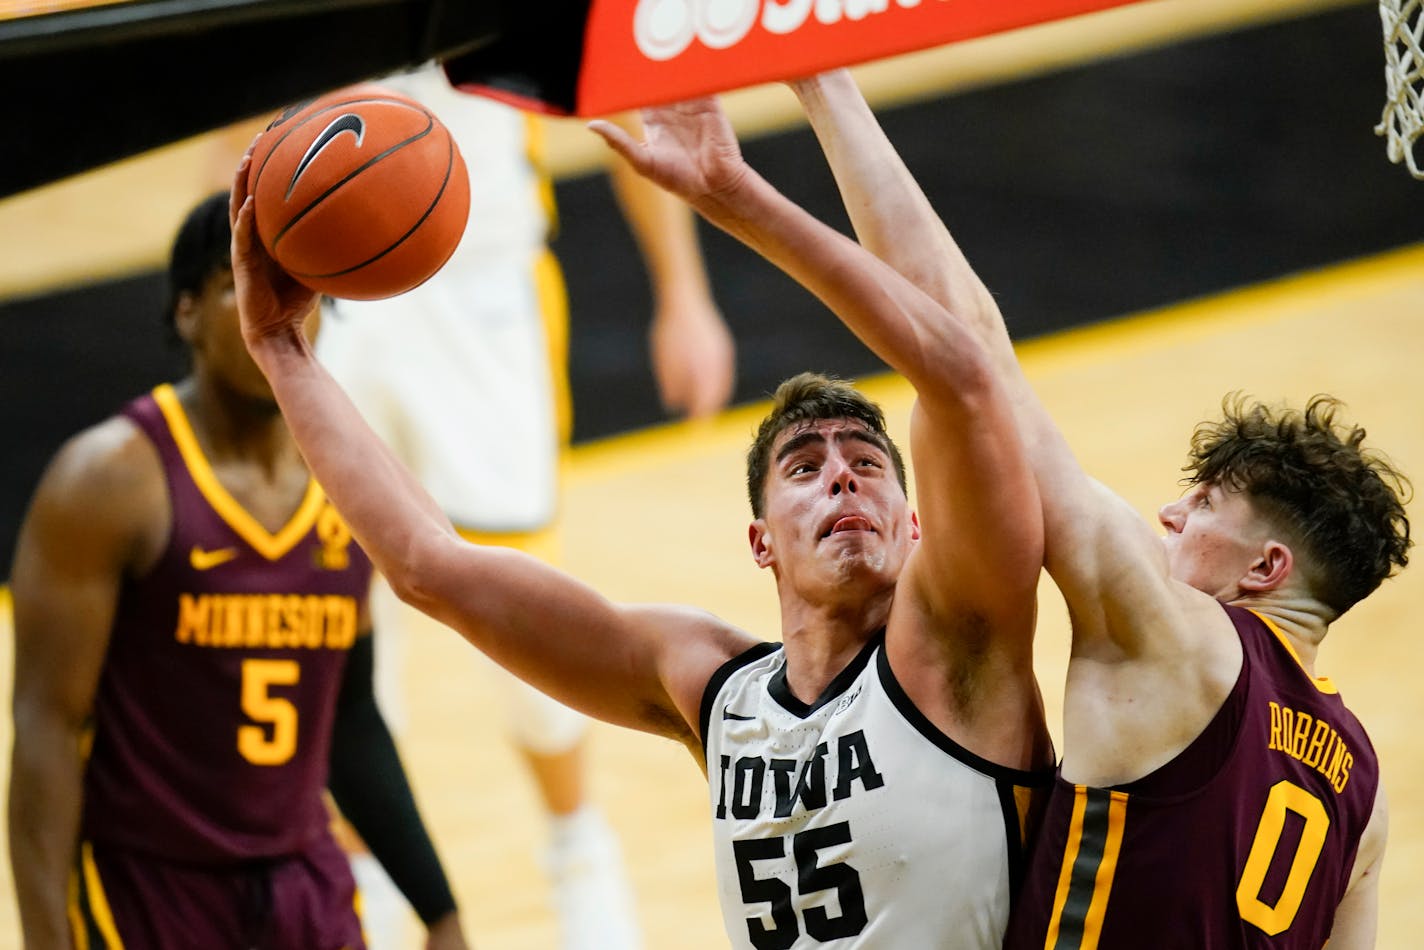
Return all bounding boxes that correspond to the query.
[215,63,737,948]
[7,192,468,950]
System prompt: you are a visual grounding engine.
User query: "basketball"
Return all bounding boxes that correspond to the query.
[248,83,470,300]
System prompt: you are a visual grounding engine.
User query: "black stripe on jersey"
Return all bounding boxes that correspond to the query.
[875,645,1056,786]
[768,628,883,718]
[1054,788,1114,950]
[698,640,781,755]
[997,779,1028,911]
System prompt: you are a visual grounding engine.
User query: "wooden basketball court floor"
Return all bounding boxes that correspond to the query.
[0,246,1420,947]
[2,0,1421,946]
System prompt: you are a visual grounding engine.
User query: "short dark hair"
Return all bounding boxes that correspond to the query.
[164,191,232,342]
[1184,393,1412,617]
[746,372,907,518]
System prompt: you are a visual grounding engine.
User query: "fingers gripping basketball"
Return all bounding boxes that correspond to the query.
[249,84,470,300]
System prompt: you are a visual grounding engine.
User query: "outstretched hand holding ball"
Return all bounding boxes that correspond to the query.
[245,83,470,301]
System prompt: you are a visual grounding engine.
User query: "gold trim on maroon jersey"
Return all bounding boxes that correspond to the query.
[152,384,326,561]
[1248,609,1338,695]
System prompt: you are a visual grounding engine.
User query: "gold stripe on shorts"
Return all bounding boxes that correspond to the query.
[1043,786,1127,950]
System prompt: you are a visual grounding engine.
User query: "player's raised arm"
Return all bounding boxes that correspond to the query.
[591,100,1006,434]
[592,100,1042,647]
[791,71,1009,373]
[788,71,1179,654]
[229,157,742,746]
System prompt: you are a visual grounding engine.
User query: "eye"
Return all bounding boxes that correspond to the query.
[855,456,882,469]
[789,461,816,476]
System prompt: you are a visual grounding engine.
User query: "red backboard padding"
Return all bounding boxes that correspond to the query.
[448,0,1149,116]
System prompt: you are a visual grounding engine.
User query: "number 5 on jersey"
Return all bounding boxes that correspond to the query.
[238,658,301,765]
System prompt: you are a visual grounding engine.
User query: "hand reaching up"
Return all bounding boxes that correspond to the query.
[590,98,751,212]
[229,149,320,348]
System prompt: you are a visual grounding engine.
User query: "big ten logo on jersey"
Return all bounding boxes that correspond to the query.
[714,728,884,821]
[634,0,921,61]
[314,503,353,570]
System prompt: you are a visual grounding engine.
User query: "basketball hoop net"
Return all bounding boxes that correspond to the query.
[1378,0,1424,178]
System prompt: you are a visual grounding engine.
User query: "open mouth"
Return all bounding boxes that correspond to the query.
[821,515,875,539]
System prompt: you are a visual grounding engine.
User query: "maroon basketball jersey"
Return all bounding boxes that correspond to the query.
[81,384,372,864]
[1005,604,1379,949]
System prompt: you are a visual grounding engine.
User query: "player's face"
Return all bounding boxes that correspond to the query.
[1158,481,1269,600]
[751,417,914,598]
[183,267,317,402]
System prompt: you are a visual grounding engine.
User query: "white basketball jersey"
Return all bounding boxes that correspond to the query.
[701,634,1050,949]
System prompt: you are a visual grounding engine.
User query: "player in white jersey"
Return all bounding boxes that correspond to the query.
[313,64,736,950]
[232,69,1053,949]
[705,631,1050,947]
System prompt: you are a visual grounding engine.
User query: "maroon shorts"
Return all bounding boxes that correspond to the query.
[72,831,366,950]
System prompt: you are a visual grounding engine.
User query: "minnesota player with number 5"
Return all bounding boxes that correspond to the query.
[772,70,1407,948]
[231,69,1057,945]
[8,194,469,950]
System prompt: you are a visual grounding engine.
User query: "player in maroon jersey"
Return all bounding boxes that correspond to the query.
[761,70,1408,947]
[8,194,469,950]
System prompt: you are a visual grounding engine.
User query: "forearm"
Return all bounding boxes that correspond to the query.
[794,73,1098,558]
[328,639,456,926]
[606,114,716,306]
[694,168,991,400]
[246,330,453,587]
[793,72,1015,374]
[9,727,84,948]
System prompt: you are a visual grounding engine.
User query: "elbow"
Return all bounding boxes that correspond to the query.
[917,344,999,420]
[382,533,452,615]
[953,338,997,398]
[911,309,997,395]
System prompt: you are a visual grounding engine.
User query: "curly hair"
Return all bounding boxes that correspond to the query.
[746,372,907,519]
[1184,393,1412,617]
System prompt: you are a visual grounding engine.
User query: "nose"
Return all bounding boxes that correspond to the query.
[1158,498,1184,533]
[828,459,858,497]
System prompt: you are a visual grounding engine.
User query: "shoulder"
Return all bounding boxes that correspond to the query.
[39,413,162,506]
[622,603,766,735]
[23,412,168,559]
[634,603,763,667]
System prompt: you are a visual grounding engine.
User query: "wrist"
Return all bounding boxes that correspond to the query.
[790,68,851,103]
[243,321,311,363]
[651,279,716,319]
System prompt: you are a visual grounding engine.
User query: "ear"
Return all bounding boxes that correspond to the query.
[749,520,775,570]
[908,510,921,542]
[1240,539,1293,593]
[173,290,200,344]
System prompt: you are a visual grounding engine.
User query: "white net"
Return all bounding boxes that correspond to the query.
[1378,0,1424,178]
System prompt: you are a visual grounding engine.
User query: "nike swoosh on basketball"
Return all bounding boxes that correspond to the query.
[190,546,239,570]
[287,113,365,198]
[722,708,756,721]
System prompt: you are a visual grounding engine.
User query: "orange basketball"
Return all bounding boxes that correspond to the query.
[248,83,470,300]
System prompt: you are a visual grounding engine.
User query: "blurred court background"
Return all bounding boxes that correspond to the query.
[2,0,1423,946]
